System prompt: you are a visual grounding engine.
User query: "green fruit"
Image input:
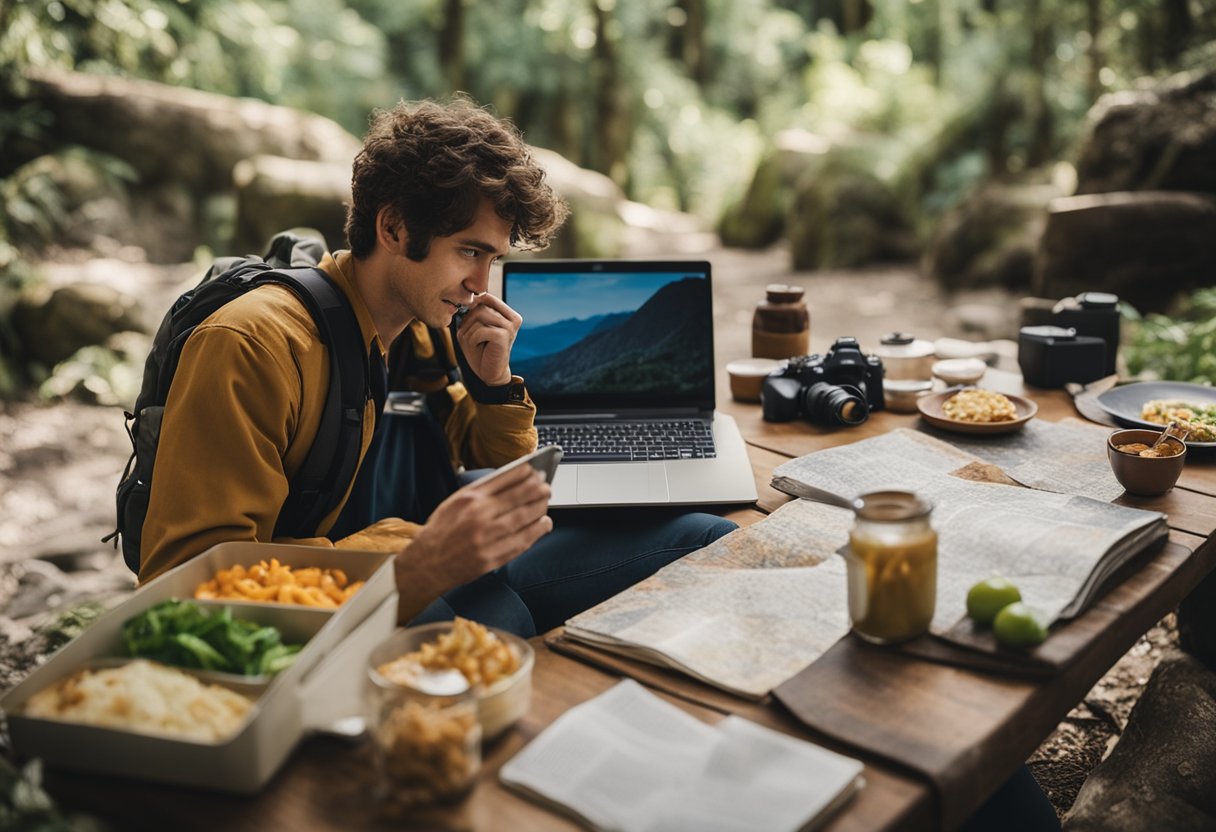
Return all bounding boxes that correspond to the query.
[966,577,1022,626]
[992,602,1048,648]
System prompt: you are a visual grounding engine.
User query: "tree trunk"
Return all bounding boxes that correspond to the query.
[1025,0,1054,165]
[1086,0,1102,105]
[1162,0,1193,64]
[591,0,630,187]
[439,0,466,93]
[677,0,709,86]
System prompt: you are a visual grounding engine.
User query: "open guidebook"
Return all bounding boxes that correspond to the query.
[500,679,864,832]
[563,427,1168,697]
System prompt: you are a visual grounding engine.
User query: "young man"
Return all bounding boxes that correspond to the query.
[140,98,735,633]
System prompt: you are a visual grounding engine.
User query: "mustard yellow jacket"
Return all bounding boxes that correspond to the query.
[139,250,537,581]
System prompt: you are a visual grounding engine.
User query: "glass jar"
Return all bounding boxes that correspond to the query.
[366,659,481,807]
[752,284,810,360]
[845,490,937,644]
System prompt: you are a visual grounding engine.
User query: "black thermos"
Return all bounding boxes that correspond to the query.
[1052,292,1120,377]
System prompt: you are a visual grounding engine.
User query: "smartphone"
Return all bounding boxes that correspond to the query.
[478,444,563,487]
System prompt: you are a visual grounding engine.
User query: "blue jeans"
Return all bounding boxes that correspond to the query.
[412,509,738,637]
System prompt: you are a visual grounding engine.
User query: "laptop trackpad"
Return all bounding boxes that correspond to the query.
[577,462,669,505]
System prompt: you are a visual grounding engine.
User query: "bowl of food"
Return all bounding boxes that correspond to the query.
[1107,428,1187,496]
[368,618,533,741]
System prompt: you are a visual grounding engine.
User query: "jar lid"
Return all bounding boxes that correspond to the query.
[764,284,804,303]
[852,490,933,521]
[880,332,915,346]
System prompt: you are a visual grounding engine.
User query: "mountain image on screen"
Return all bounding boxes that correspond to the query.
[511,311,630,361]
[514,277,709,395]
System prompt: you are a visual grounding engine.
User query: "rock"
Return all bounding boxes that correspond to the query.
[788,163,918,270]
[533,147,627,258]
[2,150,134,251]
[232,156,352,254]
[923,182,1061,291]
[1063,651,1216,831]
[10,68,361,193]
[11,282,145,368]
[1075,69,1216,197]
[1034,191,1216,314]
[718,130,831,249]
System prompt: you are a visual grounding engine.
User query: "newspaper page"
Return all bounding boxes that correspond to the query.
[500,679,863,832]
[772,429,1167,626]
[919,417,1126,502]
[565,499,853,699]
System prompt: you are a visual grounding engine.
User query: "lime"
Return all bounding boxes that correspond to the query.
[992,602,1049,648]
[966,577,1022,626]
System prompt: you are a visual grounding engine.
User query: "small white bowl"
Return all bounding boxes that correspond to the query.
[884,379,934,413]
[932,358,987,387]
[727,358,782,402]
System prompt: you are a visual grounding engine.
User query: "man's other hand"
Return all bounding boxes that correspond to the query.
[394,461,552,621]
[456,294,521,387]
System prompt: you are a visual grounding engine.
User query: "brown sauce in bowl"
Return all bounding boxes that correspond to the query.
[1114,439,1184,458]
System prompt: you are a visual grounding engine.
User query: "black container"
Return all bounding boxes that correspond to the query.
[1051,292,1120,377]
[1017,326,1107,388]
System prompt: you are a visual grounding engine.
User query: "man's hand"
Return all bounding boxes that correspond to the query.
[394,462,552,622]
[455,294,521,387]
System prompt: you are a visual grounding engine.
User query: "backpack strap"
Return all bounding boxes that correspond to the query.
[260,267,382,539]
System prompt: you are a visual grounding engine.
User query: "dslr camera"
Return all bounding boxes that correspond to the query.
[762,337,885,427]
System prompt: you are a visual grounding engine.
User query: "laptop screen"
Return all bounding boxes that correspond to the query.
[502,260,715,413]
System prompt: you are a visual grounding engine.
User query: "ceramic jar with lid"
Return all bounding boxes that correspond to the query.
[752,284,809,360]
[875,332,935,381]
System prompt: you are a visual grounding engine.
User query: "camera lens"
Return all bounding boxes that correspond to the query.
[803,382,870,426]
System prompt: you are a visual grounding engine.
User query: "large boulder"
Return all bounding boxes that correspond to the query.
[232,156,352,254]
[1063,652,1216,832]
[1075,69,1216,197]
[11,68,361,192]
[11,282,145,369]
[1034,191,1216,314]
[923,181,1062,291]
[718,130,831,249]
[787,153,918,270]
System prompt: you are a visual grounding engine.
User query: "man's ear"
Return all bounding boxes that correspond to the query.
[374,206,407,253]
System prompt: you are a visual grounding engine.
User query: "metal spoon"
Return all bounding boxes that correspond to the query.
[1145,421,1189,456]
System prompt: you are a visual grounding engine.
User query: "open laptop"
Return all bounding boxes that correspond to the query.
[502,259,757,508]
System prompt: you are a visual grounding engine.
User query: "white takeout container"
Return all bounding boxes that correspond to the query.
[1,541,399,793]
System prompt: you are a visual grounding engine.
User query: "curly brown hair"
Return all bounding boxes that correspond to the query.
[345,98,568,260]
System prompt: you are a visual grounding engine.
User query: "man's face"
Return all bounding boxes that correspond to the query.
[389,199,512,329]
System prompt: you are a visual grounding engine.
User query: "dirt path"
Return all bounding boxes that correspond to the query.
[0,245,1177,819]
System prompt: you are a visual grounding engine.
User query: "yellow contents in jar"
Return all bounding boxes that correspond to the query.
[847,528,938,644]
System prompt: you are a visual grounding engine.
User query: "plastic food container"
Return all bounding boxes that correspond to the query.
[1,541,398,793]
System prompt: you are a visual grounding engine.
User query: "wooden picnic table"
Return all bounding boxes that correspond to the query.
[42,372,1216,831]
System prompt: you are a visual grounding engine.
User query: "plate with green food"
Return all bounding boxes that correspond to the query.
[1096,381,1216,446]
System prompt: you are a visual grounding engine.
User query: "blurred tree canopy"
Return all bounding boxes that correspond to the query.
[1,0,1214,226]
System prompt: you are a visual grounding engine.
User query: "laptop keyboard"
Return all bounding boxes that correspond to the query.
[538,420,717,462]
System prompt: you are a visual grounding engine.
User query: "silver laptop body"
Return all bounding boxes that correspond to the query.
[503,259,757,509]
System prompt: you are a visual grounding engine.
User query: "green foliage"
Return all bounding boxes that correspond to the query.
[2,0,1214,237]
[0,758,107,832]
[1124,289,1216,384]
[1,149,137,251]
